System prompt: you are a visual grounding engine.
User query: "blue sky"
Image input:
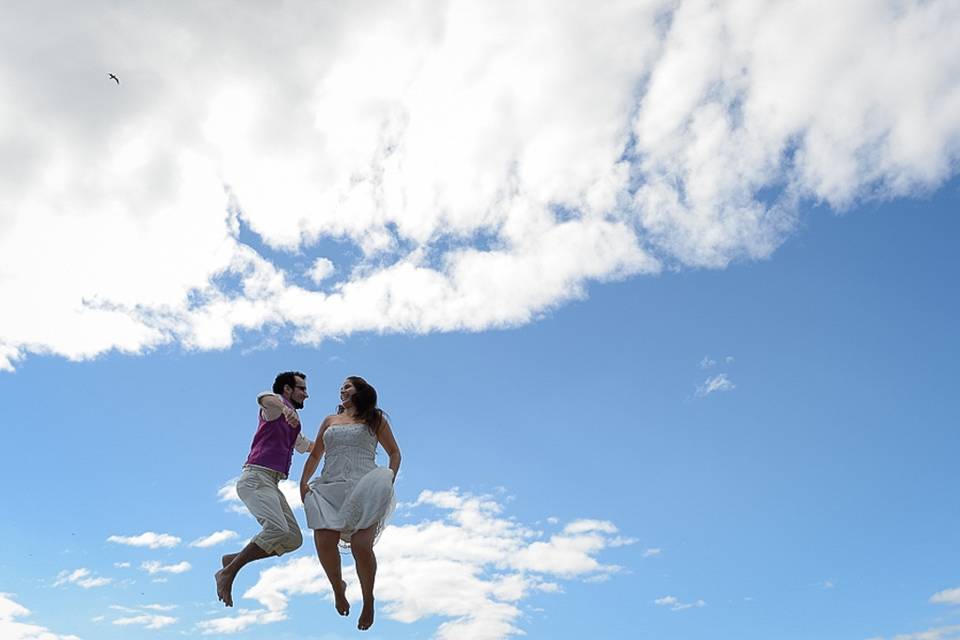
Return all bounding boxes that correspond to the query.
[2,2,960,639]
[3,182,959,639]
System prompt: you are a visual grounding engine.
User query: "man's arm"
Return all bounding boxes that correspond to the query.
[257,392,283,421]
[257,392,300,428]
[294,432,314,454]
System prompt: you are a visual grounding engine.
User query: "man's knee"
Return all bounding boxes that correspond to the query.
[258,522,302,556]
[283,527,303,553]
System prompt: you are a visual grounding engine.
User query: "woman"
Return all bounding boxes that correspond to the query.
[300,376,401,631]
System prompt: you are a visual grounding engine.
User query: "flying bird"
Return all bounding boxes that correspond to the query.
[108,73,119,85]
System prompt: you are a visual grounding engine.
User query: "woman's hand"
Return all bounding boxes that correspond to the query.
[377,418,401,487]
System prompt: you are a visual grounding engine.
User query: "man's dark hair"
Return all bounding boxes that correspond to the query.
[273,371,306,394]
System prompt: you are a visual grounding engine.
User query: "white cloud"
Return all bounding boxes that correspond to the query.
[52,568,112,589]
[561,519,619,535]
[108,606,136,613]
[113,614,178,629]
[1,1,958,370]
[141,561,191,575]
[654,595,706,611]
[870,625,960,640]
[510,519,625,578]
[190,530,239,548]
[696,373,735,397]
[0,593,81,640]
[111,603,178,612]
[931,588,960,605]
[307,258,335,285]
[113,562,131,568]
[642,548,661,558]
[197,609,287,635]
[107,532,181,549]
[200,487,631,638]
[700,355,734,369]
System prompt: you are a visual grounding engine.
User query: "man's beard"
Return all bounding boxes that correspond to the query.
[292,399,304,410]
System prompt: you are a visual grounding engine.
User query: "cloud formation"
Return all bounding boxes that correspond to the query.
[0,593,80,640]
[110,604,178,612]
[654,595,706,611]
[867,625,960,640]
[52,568,112,589]
[107,532,181,548]
[140,561,191,575]
[1,0,958,369]
[113,614,178,630]
[696,373,735,397]
[190,529,239,548]
[198,488,632,638]
[931,587,960,605]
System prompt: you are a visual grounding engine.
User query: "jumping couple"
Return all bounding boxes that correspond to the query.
[215,371,402,632]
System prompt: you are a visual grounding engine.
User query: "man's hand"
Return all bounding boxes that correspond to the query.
[299,483,309,502]
[282,407,300,428]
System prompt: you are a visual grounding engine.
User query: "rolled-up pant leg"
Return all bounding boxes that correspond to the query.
[237,466,303,556]
[275,489,303,554]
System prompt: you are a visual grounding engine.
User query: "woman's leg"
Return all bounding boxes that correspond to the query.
[313,529,350,616]
[350,525,378,630]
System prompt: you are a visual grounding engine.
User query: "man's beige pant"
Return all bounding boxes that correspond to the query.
[237,465,302,556]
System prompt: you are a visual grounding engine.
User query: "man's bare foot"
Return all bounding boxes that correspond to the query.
[358,599,374,631]
[333,580,350,616]
[215,569,234,607]
[221,553,238,568]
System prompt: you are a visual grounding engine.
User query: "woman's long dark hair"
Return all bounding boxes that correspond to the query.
[338,376,387,436]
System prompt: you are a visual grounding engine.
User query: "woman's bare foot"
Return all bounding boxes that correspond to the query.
[358,599,374,631]
[334,580,350,616]
[214,569,234,607]
[221,553,238,568]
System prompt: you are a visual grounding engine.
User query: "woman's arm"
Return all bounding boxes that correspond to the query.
[300,417,330,500]
[377,418,402,483]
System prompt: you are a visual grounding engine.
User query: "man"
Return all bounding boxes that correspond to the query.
[215,371,314,607]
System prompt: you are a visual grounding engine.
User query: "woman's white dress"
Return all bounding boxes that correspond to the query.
[303,422,395,546]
